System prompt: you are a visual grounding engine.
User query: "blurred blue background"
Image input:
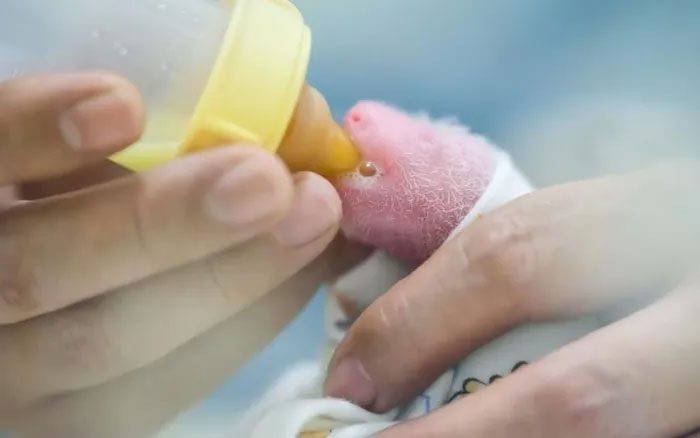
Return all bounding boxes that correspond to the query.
[162,1,700,435]
[302,0,700,146]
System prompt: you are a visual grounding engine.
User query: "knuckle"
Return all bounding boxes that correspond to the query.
[42,299,118,380]
[202,256,239,305]
[0,233,38,324]
[350,286,406,344]
[465,210,542,293]
[376,280,413,330]
[528,365,624,436]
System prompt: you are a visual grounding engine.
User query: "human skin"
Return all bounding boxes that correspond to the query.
[328,102,700,437]
[0,72,369,437]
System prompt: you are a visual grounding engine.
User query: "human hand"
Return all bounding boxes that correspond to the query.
[0,72,364,437]
[325,164,700,437]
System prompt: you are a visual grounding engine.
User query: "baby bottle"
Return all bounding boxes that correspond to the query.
[0,0,361,176]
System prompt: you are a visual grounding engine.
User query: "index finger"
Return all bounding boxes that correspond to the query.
[325,163,700,413]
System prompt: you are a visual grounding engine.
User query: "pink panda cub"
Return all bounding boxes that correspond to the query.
[336,101,497,266]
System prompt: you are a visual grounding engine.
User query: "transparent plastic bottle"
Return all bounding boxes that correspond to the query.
[0,0,360,176]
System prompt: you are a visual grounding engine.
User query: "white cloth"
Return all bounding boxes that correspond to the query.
[232,150,602,438]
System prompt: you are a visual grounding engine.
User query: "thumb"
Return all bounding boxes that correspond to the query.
[324,219,522,413]
[324,165,700,413]
[322,152,533,413]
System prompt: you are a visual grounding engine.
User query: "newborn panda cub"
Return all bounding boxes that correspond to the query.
[337,101,497,265]
[239,102,601,438]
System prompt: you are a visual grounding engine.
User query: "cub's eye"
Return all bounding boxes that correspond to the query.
[358,161,378,177]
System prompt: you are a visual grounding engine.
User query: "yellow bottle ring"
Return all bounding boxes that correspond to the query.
[111,0,311,172]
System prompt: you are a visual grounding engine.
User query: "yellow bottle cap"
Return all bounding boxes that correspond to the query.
[111,0,313,172]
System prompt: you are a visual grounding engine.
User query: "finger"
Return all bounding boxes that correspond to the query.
[326,163,700,412]
[0,174,352,404]
[10,237,367,438]
[378,281,700,438]
[0,146,297,324]
[0,72,144,185]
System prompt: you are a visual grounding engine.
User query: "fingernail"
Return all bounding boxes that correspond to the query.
[205,160,282,226]
[325,357,376,408]
[59,89,139,152]
[273,173,341,247]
